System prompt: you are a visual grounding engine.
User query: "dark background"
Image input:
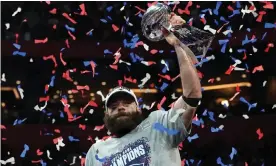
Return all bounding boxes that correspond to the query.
[1,1,276,166]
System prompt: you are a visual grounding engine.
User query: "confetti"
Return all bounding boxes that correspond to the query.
[252,65,264,73]
[5,23,10,30]
[12,7,22,17]
[20,144,29,158]
[229,147,237,160]
[239,97,257,111]
[0,157,15,165]
[153,122,179,135]
[34,37,48,44]
[12,51,26,57]
[264,22,276,28]
[187,133,199,142]
[256,128,264,140]
[68,136,80,142]
[62,13,77,24]
[138,73,151,88]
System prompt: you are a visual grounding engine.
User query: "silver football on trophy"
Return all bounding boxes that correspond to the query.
[141,3,214,56]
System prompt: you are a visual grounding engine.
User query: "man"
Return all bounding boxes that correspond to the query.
[85,13,202,166]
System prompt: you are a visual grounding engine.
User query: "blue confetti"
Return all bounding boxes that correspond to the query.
[237,49,246,53]
[95,154,107,163]
[87,31,93,36]
[129,52,137,63]
[220,16,229,23]
[13,43,21,49]
[202,109,208,116]
[218,39,229,53]
[228,10,240,18]
[264,23,276,28]
[13,51,26,57]
[65,24,75,32]
[159,82,169,92]
[242,35,257,46]
[68,136,80,142]
[83,61,90,67]
[20,144,29,158]
[213,2,222,15]
[230,147,237,160]
[211,127,222,133]
[261,32,267,40]
[153,122,179,135]
[100,19,107,23]
[162,65,168,74]
[187,133,199,142]
[107,16,112,20]
[159,50,164,53]
[104,49,113,54]
[246,28,251,32]
[239,97,257,111]
[49,76,55,87]
[106,6,113,12]
[60,111,64,118]
[40,160,47,166]
[214,19,219,26]
[236,1,241,8]
[208,111,216,122]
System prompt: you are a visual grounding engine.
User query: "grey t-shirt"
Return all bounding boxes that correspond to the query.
[85,108,191,166]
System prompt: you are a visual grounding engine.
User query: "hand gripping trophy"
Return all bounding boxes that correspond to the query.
[141,3,215,58]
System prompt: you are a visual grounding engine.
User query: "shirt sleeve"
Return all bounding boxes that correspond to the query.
[149,107,192,147]
[85,145,94,166]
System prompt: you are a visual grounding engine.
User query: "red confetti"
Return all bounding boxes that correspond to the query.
[65,39,70,48]
[177,1,192,15]
[208,78,215,83]
[135,41,144,47]
[39,96,49,102]
[110,65,118,70]
[197,70,204,79]
[200,18,206,24]
[227,5,234,11]
[79,124,86,130]
[76,85,90,91]
[45,1,50,5]
[150,49,158,54]
[53,136,63,144]
[256,128,264,140]
[243,51,247,60]
[134,6,146,13]
[94,125,105,131]
[62,71,73,82]
[68,31,76,40]
[36,149,43,156]
[118,80,123,86]
[263,3,274,9]
[236,85,241,92]
[112,24,119,32]
[35,37,48,44]
[256,11,266,22]
[15,33,19,43]
[32,160,42,164]
[54,129,60,133]
[1,125,6,129]
[43,55,57,67]
[158,74,171,81]
[81,158,85,166]
[157,96,167,110]
[225,65,235,75]
[171,74,180,82]
[264,43,274,52]
[44,84,49,93]
[252,65,264,73]
[49,8,57,14]
[53,24,57,29]
[79,3,87,16]
[60,52,67,66]
[124,75,137,84]
[62,13,77,24]
[90,61,96,77]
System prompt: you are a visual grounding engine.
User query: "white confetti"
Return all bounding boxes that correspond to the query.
[12,7,22,17]
[242,114,249,119]
[107,130,111,135]
[263,81,267,87]
[143,43,149,51]
[171,93,178,100]
[138,73,151,88]
[1,73,6,82]
[5,23,10,30]
[70,156,76,165]
[272,104,276,109]
[223,29,233,36]
[47,150,53,160]
[204,25,216,34]
[34,101,48,111]
[161,59,169,71]
[119,59,131,66]
[52,118,55,124]
[218,114,227,119]
[96,91,106,102]
[252,46,258,53]
[229,48,233,53]
[206,55,215,60]
[30,58,33,62]
[56,137,65,151]
[239,25,243,30]
[0,157,15,165]
[89,109,94,114]
[219,125,224,130]
[120,5,125,11]
[18,86,24,99]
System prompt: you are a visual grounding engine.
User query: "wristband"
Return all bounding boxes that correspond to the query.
[181,95,201,107]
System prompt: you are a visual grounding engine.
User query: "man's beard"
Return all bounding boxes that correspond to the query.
[104,110,144,138]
